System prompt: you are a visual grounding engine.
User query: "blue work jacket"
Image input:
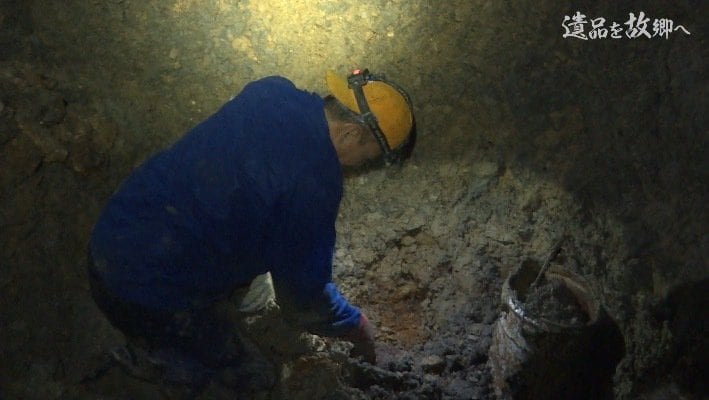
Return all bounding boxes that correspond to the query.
[89,76,361,336]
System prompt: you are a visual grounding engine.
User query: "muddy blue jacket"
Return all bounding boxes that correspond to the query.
[89,77,360,337]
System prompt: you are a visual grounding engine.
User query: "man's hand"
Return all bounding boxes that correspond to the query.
[344,314,376,364]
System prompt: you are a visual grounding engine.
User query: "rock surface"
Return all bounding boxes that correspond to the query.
[0,1,706,399]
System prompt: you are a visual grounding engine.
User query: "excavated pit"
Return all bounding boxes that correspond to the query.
[1,1,706,399]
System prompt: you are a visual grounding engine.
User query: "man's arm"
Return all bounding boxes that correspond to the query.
[264,169,376,361]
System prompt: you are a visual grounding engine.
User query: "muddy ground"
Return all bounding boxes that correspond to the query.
[1,1,707,399]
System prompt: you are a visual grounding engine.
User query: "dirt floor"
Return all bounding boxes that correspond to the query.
[1,1,707,399]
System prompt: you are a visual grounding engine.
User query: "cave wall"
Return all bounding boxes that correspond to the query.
[469,2,707,396]
[0,0,706,398]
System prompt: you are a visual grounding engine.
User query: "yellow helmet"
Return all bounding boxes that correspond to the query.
[326,69,415,164]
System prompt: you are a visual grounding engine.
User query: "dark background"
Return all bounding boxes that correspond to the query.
[1,1,706,398]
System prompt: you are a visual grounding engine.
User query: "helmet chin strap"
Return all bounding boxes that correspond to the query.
[347,69,412,166]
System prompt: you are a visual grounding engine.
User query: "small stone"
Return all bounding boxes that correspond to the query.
[420,355,445,374]
[400,235,416,247]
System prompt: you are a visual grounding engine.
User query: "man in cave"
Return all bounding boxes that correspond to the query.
[87,69,415,390]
